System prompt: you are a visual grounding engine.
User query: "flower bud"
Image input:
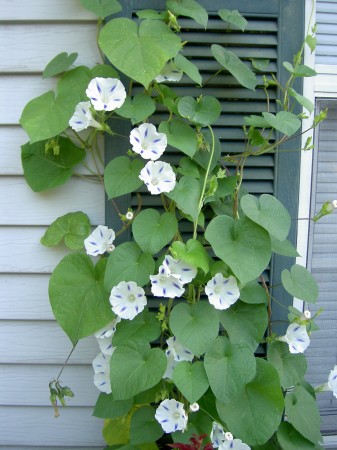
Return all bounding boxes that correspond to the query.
[126,211,134,221]
[225,432,234,441]
[300,310,311,321]
[189,402,200,412]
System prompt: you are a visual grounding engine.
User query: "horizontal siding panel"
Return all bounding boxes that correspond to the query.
[0,226,69,273]
[317,1,337,14]
[0,321,98,364]
[0,364,98,406]
[0,406,104,446]
[0,24,100,73]
[0,177,104,225]
[1,126,104,175]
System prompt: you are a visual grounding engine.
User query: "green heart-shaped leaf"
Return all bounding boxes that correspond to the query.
[262,111,301,136]
[40,211,91,249]
[116,93,156,125]
[174,54,202,85]
[159,119,198,158]
[205,215,271,284]
[104,156,145,199]
[166,0,208,28]
[43,52,78,78]
[112,308,161,346]
[99,18,181,88]
[178,96,221,127]
[130,406,164,445]
[281,264,318,303]
[169,302,219,356]
[132,209,178,255]
[93,393,133,419]
[277,422,319,450]
[204,337,256,404]
[166,176,201,221]
[241,194,291,241]
[110,341,167,399]
[80,0,121,18]
[49,255,113,344]
[218,9,247,31]
[171,239,210,273]
[172,361,209,403]
[21,137,85,192]
[104,242,155,290]
[240,280,267,305]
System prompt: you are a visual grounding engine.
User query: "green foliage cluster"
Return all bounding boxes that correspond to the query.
[19,1,328,449]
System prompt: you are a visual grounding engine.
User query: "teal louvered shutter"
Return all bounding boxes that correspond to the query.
[105,0,305,330]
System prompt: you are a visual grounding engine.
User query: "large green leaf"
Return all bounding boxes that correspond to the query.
[166,0,208,28]
[216,359,284,446]
[43,52,78,78]
[116,93,156,125]
[169,302,219,356]
[166,176,201,221]
[285,385,322,445]
[110,341,167,399]
[49,255,113,344]
[262,112,301,136]
[80,0,121,18]
[281,264,318,303]
[172,361,209,403]
[171,239,210,274]
[40,211,91,250]
[267,341,307,389]
[277,422,320,450]
[241,194,291,241]
[271,236,300,257]
[211,44,257,90]
[205,216,271,284]
[130,406,164,445]
[132,209,178,255]
[112,309,161,346]
[240,280,267,305]
[21,137,85,192]
[218,9,247,31]
[104,156,145,199]
[204,337,256,404]
[99,18,181,88]
[93,393,133,419]
[174,54,202,85]
[104,242,155,290]
[178,96,221,127]
[219,301,268,352]
[159,119,198,158]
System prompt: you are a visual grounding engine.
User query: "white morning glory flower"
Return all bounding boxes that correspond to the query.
[155,61,183,83]
[94,316,121,339]
[86,77,126,111]
[162,350,178,379]
[211,421,226,448]
[155,399,188,433]
[84,225,115,256]
[92,352,112,394]
[205,273,240,310]
[219,436,251,450]
[279,323,310,354]
[69,101,101,132]
[163,255,197,285]
[96,336,115,356]
[328,365,337,398]
[166,336,194,362]
[130,123,167,161]
[109,281,147,320]
[150,265,185,298]
[139,160,176,195]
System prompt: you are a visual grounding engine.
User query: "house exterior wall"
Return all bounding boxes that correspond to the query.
[0,0,105,447]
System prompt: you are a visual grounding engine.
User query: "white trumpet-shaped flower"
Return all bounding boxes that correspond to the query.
[84,225,115,256]
[219,436,251,450]
[328,365,337,398]
[211,421,226,448]
[96,337,115,356]
[205,273,240,310]
[150,265,184,298]
[139,160,176,195]
[162,350,178,380]
[86,77,126,111]
[109,281,147,320]
[279,323,310,354]
[94,317,121,339]
[163,255,197,285]
[92,352,112,394]
[130,123,167,161]
[155,61,183,83]
[155,399,188,433]
[69,101,101,132]
[166,336,194,362]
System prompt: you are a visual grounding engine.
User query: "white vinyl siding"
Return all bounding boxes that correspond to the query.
[316,0,337,65]
[0,0,105,447]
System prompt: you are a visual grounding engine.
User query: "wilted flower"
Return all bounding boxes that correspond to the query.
[166,336,194,362]
[162,350,178,379]
[139,160,176,195]
[92,352,112,394]
[205,273,240,310]
[84,225,115,256]
[279,323,310,354]
[155,61,183,83]
[163,255,197,284]
[130,123,167,160]
[86,77,126,111]
[94,317,121,339]
[150,265,184,298]
[210,421,226,448]
[69,101,101,132]
[155,399,188,433]
[109,281,147,320]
